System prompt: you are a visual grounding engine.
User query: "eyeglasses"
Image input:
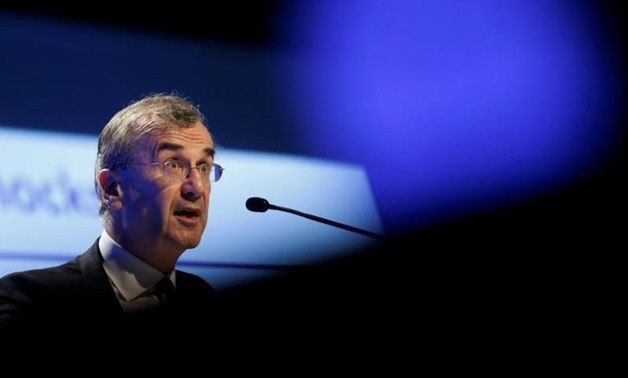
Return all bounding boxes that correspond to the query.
[150,158,224,182]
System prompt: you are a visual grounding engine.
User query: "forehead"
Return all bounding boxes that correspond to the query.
[137,123,215,159]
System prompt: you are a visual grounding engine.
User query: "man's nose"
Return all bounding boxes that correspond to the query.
[182,168,207,198]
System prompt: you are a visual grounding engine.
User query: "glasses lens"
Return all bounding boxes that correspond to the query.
[211,164,224,182]
[163,160,184,179]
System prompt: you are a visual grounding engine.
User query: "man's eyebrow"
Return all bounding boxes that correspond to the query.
[157,142,184,152]
[204,147,216,159]
[157,142,215,158]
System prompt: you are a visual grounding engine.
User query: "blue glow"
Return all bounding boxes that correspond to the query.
[281,0,620,233]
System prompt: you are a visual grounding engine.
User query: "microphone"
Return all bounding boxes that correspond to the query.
[245,197,274,212]
[246,197,385,241]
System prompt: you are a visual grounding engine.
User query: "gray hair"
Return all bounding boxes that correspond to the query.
[94,92,209,218]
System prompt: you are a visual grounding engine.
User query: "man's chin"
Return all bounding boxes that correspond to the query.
[170,233,202,250]
[186,240,201,249]
[179,237,201,249]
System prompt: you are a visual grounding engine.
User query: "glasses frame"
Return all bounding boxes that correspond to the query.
[149,158,224,183]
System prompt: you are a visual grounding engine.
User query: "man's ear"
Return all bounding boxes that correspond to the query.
[98,169,122,209]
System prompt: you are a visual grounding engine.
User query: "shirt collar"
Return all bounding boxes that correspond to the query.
[99,230,176,301]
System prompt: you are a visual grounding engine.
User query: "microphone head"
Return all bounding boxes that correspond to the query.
[246,197,270,212]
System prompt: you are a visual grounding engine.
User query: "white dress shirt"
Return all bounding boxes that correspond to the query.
[99,230,176,314]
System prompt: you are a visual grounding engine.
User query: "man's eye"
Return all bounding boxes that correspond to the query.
[197,163,211,174]
[165,160,183,169]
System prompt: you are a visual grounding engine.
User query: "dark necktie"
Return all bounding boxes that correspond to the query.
[154,277,176,306]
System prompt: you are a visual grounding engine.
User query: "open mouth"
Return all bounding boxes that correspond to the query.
[174,209,200,219]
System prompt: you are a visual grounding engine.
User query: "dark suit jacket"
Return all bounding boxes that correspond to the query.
[0,238,216,340]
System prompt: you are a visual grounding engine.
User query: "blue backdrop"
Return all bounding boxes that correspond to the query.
[0,1,625,291]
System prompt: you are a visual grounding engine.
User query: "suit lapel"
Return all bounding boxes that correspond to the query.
[77,239,125,317]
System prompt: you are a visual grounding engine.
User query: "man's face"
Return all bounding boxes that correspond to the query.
[115,122,214,257]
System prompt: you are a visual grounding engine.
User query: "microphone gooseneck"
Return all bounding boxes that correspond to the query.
[245,197,385,241]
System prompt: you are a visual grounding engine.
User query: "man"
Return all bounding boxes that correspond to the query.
[0,93,223,338]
